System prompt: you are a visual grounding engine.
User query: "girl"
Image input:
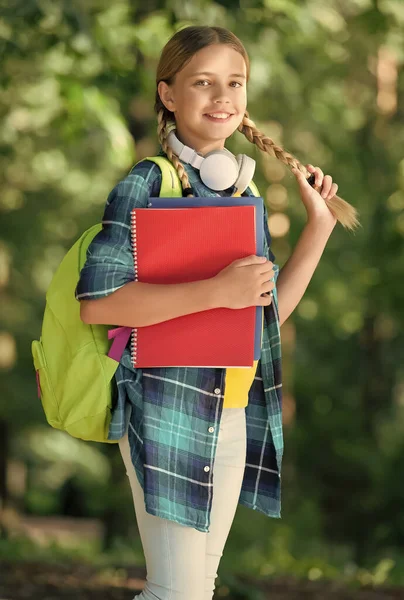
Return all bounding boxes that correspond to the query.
[76,25,358,600]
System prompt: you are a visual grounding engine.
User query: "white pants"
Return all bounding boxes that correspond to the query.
[119,406,247,600]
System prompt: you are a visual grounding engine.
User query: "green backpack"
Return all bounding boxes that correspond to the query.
[32,155,261,444]
[31,156,184,444]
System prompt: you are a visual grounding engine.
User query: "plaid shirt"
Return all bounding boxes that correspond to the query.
[75,148,283,533]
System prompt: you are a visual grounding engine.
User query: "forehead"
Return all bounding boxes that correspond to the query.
[179,44,247,79]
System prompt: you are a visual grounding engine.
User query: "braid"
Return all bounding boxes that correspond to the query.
[238,111,359,231]
[157,110,194,197]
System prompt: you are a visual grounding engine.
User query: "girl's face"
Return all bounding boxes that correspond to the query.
[158,43,247,155]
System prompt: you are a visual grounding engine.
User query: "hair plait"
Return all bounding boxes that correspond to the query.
[238,111,359,231]
[157,109,194,197]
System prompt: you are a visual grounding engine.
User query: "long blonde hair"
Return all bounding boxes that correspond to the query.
[154,25,359,231]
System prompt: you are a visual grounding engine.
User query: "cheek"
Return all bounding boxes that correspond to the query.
[238,97,247,117]
[234,91,247,114]
[181,90,204,111]
[236,115,245,129]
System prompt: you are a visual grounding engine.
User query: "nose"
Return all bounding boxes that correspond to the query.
[212,97,231,111]
[212,82,231,104]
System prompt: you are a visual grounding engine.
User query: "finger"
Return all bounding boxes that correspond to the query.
[292,167,314,192]
[261,280,275,293]
[320,174,333,198]
[254,261,274,273]
[258,294,273,306]
[257,267,275,280]
[237,255,267,267]
[307,165,324,188]
[259,261,274,271]
[259,269,275,282]
[246,266,273,280]
[314,168,323,188]
[326,183,338,200]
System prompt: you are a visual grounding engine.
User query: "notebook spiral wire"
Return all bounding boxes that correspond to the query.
[130,211,138,366]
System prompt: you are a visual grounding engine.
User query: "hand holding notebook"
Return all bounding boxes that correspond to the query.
[212,254,274,310]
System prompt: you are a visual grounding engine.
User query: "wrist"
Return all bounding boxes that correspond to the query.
[204,277,223,310]
[306,213,337,236]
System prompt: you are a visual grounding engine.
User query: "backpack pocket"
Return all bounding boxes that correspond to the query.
[32,339,62,430]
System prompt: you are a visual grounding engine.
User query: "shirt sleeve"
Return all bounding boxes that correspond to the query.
[75,162,161,301]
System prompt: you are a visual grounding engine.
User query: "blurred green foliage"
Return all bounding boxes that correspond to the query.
[1,0,404,588]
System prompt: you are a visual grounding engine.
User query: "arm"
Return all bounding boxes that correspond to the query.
[80,278,220,327]
[77,162,223,327]
[276,217,336,327]
[75,162,163,324]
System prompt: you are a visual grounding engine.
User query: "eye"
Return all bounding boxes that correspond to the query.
[195,80,210,86]
[230,81,243,88]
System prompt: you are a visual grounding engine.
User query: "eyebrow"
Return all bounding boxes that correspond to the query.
[188,71,247,79]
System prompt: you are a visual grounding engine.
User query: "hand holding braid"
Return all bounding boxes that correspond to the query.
[238,111,359,231]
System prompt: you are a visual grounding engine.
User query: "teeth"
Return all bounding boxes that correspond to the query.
[206,113,230,119]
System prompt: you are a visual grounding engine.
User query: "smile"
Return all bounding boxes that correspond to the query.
[204,113,234,122]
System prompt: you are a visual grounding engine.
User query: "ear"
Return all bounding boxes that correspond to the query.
[158,81,176,113]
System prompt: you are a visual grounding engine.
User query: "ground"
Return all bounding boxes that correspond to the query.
[1,560,404,600]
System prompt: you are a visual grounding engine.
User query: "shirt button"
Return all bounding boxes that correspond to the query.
[204,466,210,472]
[208,426,214,433]
[214,388,221,395]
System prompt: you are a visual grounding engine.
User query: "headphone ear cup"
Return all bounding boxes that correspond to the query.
[234,154,256,195]
[236,153,245,172]
[199,150,239,191]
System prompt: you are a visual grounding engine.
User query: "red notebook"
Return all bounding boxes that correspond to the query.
[130,205,257,368]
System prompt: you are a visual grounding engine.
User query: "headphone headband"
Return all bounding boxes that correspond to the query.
[167,132,204,170]
[166,127,256,194]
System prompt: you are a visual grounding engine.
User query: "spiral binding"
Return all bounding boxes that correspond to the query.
[130,210,139,366]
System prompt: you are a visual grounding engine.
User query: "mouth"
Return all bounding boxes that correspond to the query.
[203,112,234,123]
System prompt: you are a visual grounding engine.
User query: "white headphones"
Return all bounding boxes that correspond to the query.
[166,126,256,194]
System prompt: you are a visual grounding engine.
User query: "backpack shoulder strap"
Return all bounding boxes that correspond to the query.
[77,224,103,271]
[47,224,103,301]
[134,156,182,197]
[248,180,260,197]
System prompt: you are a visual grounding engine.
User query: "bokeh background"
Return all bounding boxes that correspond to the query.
[1,0,404,598]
